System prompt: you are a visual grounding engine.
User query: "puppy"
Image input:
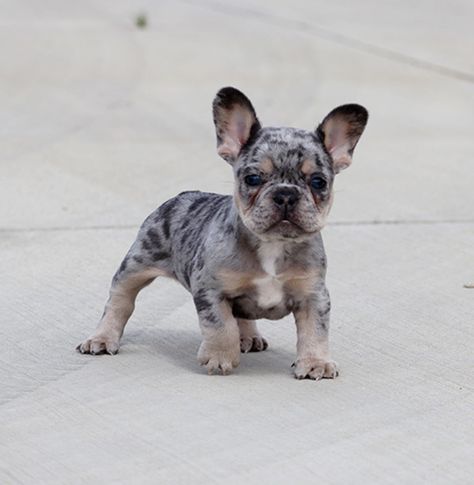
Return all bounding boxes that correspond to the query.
[77,87,368,379]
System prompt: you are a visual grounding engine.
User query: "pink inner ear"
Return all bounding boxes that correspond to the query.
[325,122,346,151]
[217,138,241,159]
[218,107,254,160]
[233,109,253,144]
[236,118,248,144]
[322,118,354,172]
[330,145,352,173]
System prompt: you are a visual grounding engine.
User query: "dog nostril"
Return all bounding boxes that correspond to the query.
[272,189,299,208]
[273,193,285,206]
[287,194,298,207]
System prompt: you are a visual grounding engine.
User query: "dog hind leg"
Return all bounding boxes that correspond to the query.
[77,250,170,355]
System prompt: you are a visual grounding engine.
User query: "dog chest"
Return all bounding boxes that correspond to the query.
[254,242,285,308]
[253,274,284,309]
[218,242,320,319]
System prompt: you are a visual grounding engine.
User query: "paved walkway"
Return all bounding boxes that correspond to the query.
[1,1,473,483]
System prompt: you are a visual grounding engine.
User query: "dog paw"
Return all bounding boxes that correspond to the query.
[197,342,240,375]
[76,332,120,355]
[240,335,268,353]
[293,357,339,381]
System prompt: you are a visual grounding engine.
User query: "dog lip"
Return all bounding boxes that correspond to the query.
[267,218,301,231]
[265,218,322,237]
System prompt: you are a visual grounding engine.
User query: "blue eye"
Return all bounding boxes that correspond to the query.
[310,175,327,190]
[244,174,263,186]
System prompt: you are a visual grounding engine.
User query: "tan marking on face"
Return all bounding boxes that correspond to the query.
[233,188,249,216]
[314,190,334,228]
[311,187,333,212]
[234,184,262,216]
[301,159,317,175]
[326,191,334,212]
[260,158,274,174]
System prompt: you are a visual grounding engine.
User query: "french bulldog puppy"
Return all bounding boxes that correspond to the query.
[77,87,368,380]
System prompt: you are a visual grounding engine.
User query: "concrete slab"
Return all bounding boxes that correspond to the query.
[1,0,473,483]
[1,0,473,229]
[214,0,474,77]
[1,224,473,484]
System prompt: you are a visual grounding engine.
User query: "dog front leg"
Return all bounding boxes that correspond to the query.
[193,290,240,375]
[293,284,339,380]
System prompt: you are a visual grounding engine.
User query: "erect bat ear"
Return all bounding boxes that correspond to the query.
[212,87,262,164]
[317,104,368,173]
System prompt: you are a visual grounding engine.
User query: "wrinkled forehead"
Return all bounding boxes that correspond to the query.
[239,127,332,176]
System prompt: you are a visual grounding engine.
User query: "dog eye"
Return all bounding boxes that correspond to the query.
[310,175,327,190]
[244,174,263,186]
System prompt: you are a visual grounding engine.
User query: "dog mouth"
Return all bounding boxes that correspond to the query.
[263,215,324,240]
[266,218,304,237]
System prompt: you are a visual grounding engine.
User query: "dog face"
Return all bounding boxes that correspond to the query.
[232,127,335,241]
[213,87,368,241]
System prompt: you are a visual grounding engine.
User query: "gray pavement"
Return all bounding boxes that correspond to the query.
[1,1,473,484]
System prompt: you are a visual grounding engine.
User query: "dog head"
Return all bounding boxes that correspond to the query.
[213,87,368,242]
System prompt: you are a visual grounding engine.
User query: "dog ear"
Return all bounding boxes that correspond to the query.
[317,104,368,173]
[213,87,262,163]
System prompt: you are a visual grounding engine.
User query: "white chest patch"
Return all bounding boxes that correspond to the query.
[254,243,284,308]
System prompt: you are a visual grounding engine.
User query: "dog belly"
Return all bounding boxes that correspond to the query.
[230,295,292,321]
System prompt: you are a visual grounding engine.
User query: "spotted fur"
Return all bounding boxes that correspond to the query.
[77,87,368,379]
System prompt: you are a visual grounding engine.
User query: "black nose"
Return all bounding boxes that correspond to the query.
[272,187,300,209]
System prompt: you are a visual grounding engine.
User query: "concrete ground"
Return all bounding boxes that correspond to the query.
[1,1,473,483]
